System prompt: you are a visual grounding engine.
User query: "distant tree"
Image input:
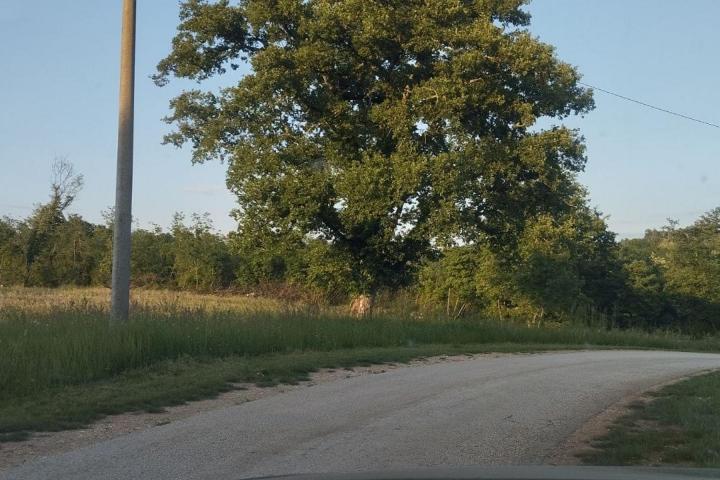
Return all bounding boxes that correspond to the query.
[619,238,665,296]
[654,209,720,330]
[659,208,720,304]
[0,217,24,285]
[21,158,84,286]
[51,214,105,286]
[616,209,720,332]
[131,225,175,286]
[156,0,594,296]
[229,225,297,287]
[172,213,235,290]
[91,209,115,286]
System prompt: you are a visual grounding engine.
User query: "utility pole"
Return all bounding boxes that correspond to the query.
[111,0,136,322]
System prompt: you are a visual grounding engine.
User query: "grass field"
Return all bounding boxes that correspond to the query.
[580,370,720,467]
[0,286,294,314]
[2,286,720,442]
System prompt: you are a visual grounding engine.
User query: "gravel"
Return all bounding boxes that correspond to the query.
[3,350,720,480]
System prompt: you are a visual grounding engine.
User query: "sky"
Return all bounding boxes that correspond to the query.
[0,1,718,239]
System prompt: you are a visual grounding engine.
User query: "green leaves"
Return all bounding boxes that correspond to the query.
[154,0,250,85]
[172,213,236,291]
[158,0,594,291]
[618,209,720,331]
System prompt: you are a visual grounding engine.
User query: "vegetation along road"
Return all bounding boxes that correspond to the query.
[3,350,719,480]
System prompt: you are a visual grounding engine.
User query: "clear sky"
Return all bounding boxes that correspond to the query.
[1,1,718,238]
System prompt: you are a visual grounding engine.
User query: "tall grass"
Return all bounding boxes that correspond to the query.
[0,286,297,315]
[2,306,718,401]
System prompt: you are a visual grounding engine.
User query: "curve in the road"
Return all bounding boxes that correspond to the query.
[4,350,720,480]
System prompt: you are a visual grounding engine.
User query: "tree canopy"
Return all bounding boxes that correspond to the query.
[156,0,594,292]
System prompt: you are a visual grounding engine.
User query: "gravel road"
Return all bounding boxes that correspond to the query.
[3,350,720,480]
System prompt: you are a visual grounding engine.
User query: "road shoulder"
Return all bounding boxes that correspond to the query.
[548,369,719,466]
[0,351,510,470]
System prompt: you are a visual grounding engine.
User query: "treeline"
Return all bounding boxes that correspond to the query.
[0,211,234,292]
[1,162,719,333]
[618,212,720,332]
[418,209,720,333]
[2,198,719,333]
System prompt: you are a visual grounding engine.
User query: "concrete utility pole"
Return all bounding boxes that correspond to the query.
[111,0,136,322]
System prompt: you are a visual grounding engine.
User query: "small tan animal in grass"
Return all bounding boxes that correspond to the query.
[349,294,373,318]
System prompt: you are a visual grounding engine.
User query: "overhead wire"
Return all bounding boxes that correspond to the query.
[578,81,720,129]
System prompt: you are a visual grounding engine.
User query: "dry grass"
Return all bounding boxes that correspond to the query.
[0,286,300,316]
[0,286,420,318]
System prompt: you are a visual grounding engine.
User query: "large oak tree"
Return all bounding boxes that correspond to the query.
[156,0,594,293]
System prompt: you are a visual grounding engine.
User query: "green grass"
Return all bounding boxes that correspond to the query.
[580,371,720,467]
[2,307,720,442]
[4,308,719,401]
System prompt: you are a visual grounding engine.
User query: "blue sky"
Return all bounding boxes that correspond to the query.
[1,1,718,238]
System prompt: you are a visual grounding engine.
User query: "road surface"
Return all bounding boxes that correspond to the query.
[3,350,720,480]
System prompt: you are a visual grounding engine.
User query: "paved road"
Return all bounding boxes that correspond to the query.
[4,350,720,480]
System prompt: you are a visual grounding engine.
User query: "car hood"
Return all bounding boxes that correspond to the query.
[253,465,720,480]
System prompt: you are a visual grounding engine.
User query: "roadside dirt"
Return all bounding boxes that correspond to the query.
[0,352,511,470]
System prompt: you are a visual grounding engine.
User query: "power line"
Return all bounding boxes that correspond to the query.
[578,81,720,129]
